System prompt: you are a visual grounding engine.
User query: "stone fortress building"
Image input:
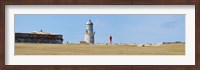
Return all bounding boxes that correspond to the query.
[84,20,95,44]
[15,30,63,44]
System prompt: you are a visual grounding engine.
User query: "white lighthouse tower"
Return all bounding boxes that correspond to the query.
[84,20,95,44]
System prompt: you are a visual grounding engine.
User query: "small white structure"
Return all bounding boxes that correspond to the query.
[137,44,145,47]
[84,20,95,44]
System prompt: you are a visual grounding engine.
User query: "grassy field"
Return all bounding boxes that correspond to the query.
[15,43,185,55]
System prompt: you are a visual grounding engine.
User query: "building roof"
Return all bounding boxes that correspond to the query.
[31,31,51,34]
[15,30,62,35]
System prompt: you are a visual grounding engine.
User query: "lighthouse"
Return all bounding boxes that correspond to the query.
[84,20,95,44]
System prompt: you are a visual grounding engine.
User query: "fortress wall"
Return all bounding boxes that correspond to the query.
[15,33,63,44]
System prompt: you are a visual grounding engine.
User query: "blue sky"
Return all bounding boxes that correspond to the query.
[15,14,185,44]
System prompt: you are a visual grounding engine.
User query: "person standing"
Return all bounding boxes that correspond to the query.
[109,35,112,44]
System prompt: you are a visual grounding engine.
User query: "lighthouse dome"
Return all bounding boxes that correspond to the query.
[86,20,93,25]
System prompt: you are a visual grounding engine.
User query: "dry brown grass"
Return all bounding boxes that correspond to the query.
[15,43,185,55]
